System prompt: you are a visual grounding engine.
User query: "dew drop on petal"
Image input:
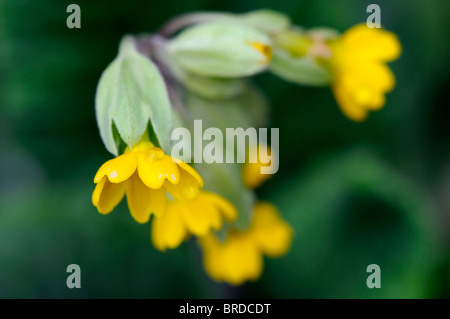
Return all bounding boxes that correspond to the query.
[109,171,118,179]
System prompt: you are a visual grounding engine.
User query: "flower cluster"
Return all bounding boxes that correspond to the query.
[92,9,401,285]
[92,135,289,285]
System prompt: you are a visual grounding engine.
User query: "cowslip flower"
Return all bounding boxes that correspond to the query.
[329,24,401,121]
[92,138,204,223]
[199,202,292,285]
[242,144,274,189]
[151,191,237,251]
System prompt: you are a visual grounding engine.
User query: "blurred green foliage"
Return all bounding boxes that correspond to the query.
[0,0,449,298]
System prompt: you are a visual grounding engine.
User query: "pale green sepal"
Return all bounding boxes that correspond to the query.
[181,72,247,100]
[168,22,272,78]
[185,85,269,131]
[95,36,173,155]
[270,48,332,86]
[240,9,291,34]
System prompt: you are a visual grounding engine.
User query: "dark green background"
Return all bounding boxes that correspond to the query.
[0,0,449,298]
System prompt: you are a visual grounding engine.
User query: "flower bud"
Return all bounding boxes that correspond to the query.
[270,28,336,86]
[168,22,272,78]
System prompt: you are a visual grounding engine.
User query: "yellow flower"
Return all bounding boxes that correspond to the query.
[92,139,204,223]
[151,191,237,251]
[242,144,274,189]
[199,202,292,285]
[330,24,401,121]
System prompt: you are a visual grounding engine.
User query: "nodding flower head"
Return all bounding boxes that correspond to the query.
[92,138,204,224]
[329,24,401,121]
[151,191,237,251]
[199,202,293,285]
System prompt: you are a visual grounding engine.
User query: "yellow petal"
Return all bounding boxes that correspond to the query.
[137,150,180,189]
[224,235,263,285]
[178,200,214,236]
[163,169,201,200]
[202,191,237,222]
[193,200,220,232]
[92,176,105,207]
[342,24,401,62]
[242,144,274,189]
[151,205,187,251]
[332,84,368,121]
[198,196,225,230]
[249,202,293,257]
[343,62,395,94]
[148,188,167,219]
[94,153,137,184]
[365,93,386,111]
[92,176,126,214]
[199,234,224,282]
[200,233,263,285]
[207,233,263,286]
[242,162,272,189]
[176,160,204,188]
[126,173,167,223]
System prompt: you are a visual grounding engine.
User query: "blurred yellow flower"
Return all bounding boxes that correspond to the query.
[92,139,204,223]
[330,24,401,121]
[199,202,292,285]
[242,144,274,189]
[151,191,237,251]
